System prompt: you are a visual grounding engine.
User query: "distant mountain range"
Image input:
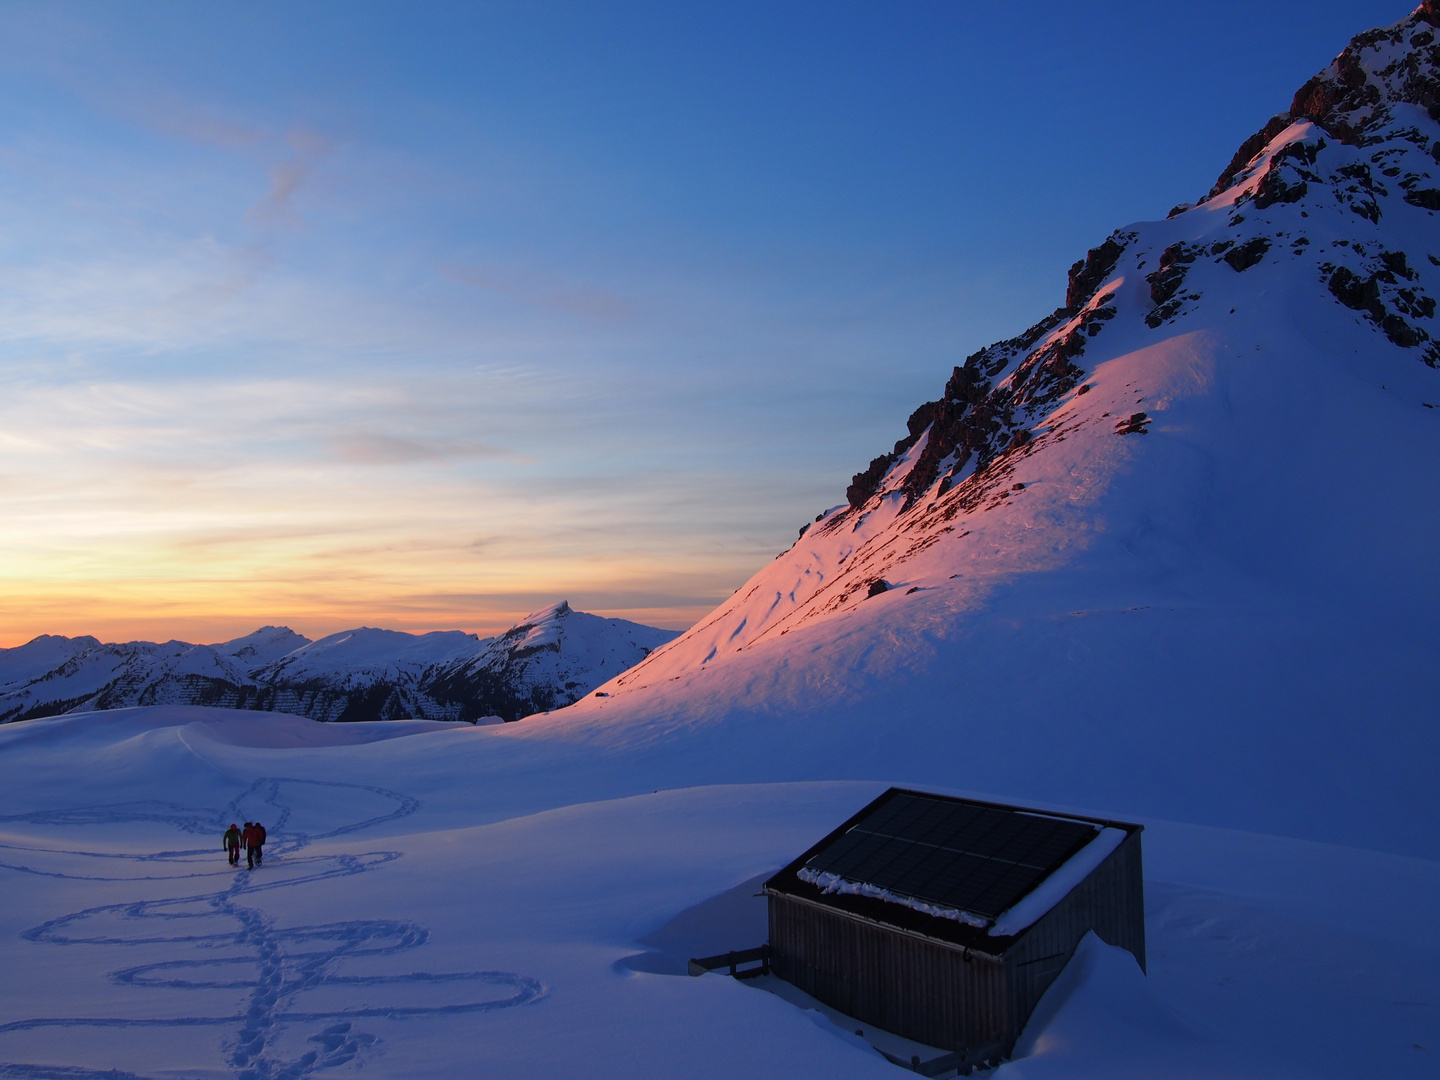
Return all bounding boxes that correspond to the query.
[0,602,677,724]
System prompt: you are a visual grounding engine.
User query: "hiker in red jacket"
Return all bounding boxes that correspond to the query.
[242,822,266,869]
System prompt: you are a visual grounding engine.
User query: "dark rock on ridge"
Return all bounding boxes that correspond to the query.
[824,3,1440,543]
[1066,239,1127,312]
[1210,114,1294,199]
[843,230,1140,515]
[1223,237,1272,271]
[1206,0,1440,206]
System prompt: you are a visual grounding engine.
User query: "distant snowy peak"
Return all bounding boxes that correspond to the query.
[603,4,1440,695]
[0,604,679,724]
[491,601,573,658]
[455,600,674,672]
[255,627,482,686]
[0,634,103,693]
[214,626,312,667]
[426,601,679,719]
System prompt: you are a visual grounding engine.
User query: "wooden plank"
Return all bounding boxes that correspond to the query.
[687,945,770,976]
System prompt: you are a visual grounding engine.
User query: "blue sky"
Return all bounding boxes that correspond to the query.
[0,0,1398,643]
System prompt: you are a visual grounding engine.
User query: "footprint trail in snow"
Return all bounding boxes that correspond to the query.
[0,778,546,1080]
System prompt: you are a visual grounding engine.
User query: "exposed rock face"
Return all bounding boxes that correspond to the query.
[0,604,678,724]
[842,3,1440,525]
[844,235,1145,512]
[1065,238,1128,311]
[1324,248,1438,354]
[1216,0,1440,171]
[1289,4,1440,143]
[1209,114,1294,199]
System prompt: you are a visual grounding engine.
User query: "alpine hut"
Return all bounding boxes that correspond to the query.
[763,787,1144,1063]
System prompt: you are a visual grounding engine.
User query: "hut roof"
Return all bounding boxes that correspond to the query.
[765,788,1141,954]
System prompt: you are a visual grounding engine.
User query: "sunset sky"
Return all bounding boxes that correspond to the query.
[0,1,1381,646]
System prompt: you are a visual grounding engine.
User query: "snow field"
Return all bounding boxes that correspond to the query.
[0,707,1436,1078]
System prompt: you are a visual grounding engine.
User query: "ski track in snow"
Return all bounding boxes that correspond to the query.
[0,778,547,1080]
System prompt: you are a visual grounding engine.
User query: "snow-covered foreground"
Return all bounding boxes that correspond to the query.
[0,706,1434,1079]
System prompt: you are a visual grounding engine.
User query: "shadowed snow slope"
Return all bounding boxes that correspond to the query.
[518,5,1440,859]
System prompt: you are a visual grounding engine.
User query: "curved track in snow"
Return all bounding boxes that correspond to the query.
[0,778,547,1080]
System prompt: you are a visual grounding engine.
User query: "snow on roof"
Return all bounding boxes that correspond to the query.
[773,789,1139,946]
[796,867,991,928]
[794,827,1128,936]
[987,828,1128,936]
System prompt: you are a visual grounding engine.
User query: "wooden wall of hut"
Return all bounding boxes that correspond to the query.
[1003,829,1146,1029]
[769,894,1009,1052]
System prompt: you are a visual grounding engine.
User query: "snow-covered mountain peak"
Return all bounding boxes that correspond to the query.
[500,600,572,655]
[435,602,679,718]
[0,634,104,693]
[212,626,311,666]
[523,600,571,623]
[257,626,483,685]
[593,3,1440,702]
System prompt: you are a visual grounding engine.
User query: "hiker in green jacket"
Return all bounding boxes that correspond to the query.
[222,823,242,866]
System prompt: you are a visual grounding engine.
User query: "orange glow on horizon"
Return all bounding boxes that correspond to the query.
[0,562,719,647]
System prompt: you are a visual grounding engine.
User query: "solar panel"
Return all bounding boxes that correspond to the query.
[801,791,1098,921]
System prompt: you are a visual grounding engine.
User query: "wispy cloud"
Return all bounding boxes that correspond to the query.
[248,128,332,228]
[332,432,524,466]
[439,263,637,323]
[121,94,267,150]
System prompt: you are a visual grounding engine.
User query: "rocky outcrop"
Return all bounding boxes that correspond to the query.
[1209,114,1294,199]
[842,238,1137,514]
[823,4,1440,547]
[1324,248,1440,359]
[1065,238,1127,311]
[1207,0,1440,207]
